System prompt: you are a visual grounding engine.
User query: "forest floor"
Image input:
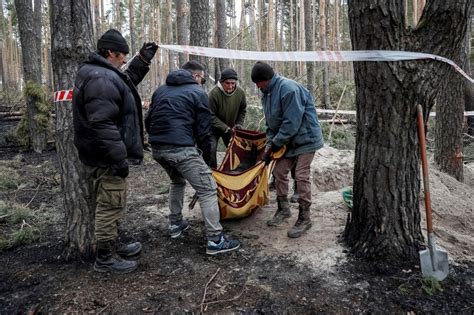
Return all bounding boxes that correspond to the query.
[0,140,473,313]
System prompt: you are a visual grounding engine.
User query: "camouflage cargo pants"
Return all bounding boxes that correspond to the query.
[85,166,127,242]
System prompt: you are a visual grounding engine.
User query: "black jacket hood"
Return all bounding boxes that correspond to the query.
[166,69,198,86]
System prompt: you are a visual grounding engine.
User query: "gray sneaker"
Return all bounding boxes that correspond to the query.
[206,235,240,255]
[168,220,190,238]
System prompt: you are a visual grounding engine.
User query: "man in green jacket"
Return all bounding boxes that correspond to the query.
[208,68,247,168]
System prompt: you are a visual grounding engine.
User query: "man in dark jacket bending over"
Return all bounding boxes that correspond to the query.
[73,29,157,273]
[145,60,240,255]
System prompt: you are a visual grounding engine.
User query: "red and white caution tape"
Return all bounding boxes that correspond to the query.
[53,89,73,102]
[316,109,474,117]
[247,105,474,117]
[159,45,474,84]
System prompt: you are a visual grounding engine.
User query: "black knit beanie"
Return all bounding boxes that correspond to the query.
[220,68,238,82]
[97,29,130,54]
[251,61,274,83]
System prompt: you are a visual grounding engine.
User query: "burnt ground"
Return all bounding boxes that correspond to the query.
[0,147,473,314]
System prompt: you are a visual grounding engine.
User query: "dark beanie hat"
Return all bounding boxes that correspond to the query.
[251,61,274,83]
[220,68,238,82]
[97,29,129,54]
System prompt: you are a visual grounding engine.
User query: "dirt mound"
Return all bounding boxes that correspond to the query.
[428,167,474,261]
[312,145,354,192]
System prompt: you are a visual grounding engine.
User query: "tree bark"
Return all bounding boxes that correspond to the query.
[0,0,5,91]
[304,0,314,96]
[34,0,42,75]
[15,0,48,152]
[214,0,228,79]
[129,0,136,55]
[189,0,210,70]
[49,0,96,261]
[176,0,188,66]
[319,0,331,108]
[434,8,471,181]
[346,0,471,261]
[93,0,101,42]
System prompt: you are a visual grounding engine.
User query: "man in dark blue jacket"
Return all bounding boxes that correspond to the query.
[145,60,240,255]
[251,61,324,238]
[73,29,157,273]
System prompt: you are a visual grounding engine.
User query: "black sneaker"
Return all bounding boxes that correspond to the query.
[206,235,240,255]
[116,242,142,257]
[93,255,137,274]
[168,220,190,238]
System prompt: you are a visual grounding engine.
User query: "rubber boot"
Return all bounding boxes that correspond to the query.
[290,182,299,203]
[94,241,137,274]
[287,200,312,238]
[116,242,142,257]
[267,196,291,226]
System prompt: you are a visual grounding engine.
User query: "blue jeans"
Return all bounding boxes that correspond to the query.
[152,146,222,239]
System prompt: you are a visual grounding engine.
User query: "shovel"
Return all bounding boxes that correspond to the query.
[416,104,449,281]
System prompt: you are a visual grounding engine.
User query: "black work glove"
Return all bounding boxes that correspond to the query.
[261,146,272,166]
[234,124,243,130]
[202,149,211,167]
[139,42,158,64]
[111,160,129,178]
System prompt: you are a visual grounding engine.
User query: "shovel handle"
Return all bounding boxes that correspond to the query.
[417,105,433,234]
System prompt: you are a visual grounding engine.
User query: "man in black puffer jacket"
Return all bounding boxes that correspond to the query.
[145,61,240,256]
[73,29,157,274]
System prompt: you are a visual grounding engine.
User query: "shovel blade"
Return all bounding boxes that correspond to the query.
[419,247,449,281]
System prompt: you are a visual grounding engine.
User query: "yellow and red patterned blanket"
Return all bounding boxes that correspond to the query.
[212,129,284,220]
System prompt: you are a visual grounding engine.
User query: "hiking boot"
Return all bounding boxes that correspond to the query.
[168,220,190,238]
[206,235,240,255]
[288,201,312,238]
[94,241,137,274]
[267,196,291,226]
[116,242,142,257]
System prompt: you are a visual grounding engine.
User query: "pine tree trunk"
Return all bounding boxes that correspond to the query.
[434,15,471,181]
[304,0,314,96]
[346,0,471,261]
[176,0,188,66]
[155,4,164,85]
[320,0,331,108]
[435,71,465,181]
[0,0,5,91]
[214,0,228,77]
[129,0,135,55]
[268,0,275,51]
[49,0,96,261]
[93,0,101,41]
[114,0,121,31]
[166,0,174,71]
[189,0,209,70]
[15,0,47,153]
[139,0,145,45]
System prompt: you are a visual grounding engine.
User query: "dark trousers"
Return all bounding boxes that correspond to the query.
[209,131,232,169]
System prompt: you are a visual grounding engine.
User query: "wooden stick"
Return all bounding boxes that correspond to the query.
[202,285,246,308]
[328,85,347,142]
[24,182,42,208]
[200,267,221,313]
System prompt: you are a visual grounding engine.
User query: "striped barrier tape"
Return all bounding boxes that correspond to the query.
[317,109,474,117]
[159,45,474,84]
[247,105,474,117]
[53,46,474,108]
[53,89,73,102]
